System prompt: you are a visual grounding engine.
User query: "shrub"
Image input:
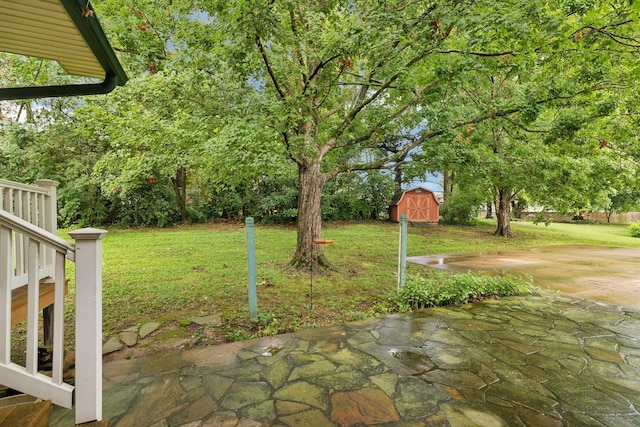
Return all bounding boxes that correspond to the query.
[440,191,484,225]
[630,222,640,238]
[532,211,554,227]
[398,271,535,309]
[322,171,394,221]
[110,181,179,227]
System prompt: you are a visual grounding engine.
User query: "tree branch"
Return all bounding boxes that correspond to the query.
[255,35,286,101]
[330,48,433,142]
[437,49,518,57]
[329,81,613,179]
[281,132,303,165]
[303,54,342,95]
[501,116,548,133]
[341,81,438,149]
[584,24,640,48]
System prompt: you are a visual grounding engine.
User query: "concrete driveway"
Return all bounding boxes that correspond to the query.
[408,245,640,311]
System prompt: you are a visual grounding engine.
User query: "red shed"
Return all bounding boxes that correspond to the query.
[390,187,440,223]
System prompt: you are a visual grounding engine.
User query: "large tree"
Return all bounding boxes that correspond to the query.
[198,1,542,265]
[205,0,640,263]
[73,71,211,224]
[83,0,640,264]
[196,0,458,268]
[405,0,640,235]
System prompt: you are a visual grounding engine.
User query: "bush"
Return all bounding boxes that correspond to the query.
[109,180,180,227]
[322,171,394,221]
[248,174,299,224]
[397,271,535,309]
[58,176,111,227]
[206,175,299,224]
[630,222,640,238]
[440,191,484,225]
[206,170,394,224]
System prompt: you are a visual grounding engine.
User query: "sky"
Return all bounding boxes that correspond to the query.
[408,172,442,192]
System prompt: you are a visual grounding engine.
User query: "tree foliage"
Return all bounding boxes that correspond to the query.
[403,0,640,234]
[3,0,640,263]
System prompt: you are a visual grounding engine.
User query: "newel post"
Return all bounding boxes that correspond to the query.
[69,228,107,425]
[34,180,59,234]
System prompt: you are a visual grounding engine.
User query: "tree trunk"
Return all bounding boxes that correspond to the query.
[393,165,403,199]
[171,167,188,224]
[494,187,513,237]
[442,170,455,204]
[485,200,493,218]
[605,207,612,223]
[290,161,331,270]
[513,200,523,219]
[391,151,409,200]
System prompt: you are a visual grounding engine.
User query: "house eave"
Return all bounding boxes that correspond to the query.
[0,0,127,100]
[0,74,119,101]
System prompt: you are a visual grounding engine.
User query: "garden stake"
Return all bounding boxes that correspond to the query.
[398,214,407,291]
[246,217,257,320]
[310,237,334,311]
[310,228,313,310]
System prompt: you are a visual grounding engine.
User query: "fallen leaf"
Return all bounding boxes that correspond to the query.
[81,7,95,18]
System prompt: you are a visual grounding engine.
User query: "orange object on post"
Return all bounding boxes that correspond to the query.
[313,239,334,245]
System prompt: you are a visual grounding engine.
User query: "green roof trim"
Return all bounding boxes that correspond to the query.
[0,0,128,101]
[60,0,128,86]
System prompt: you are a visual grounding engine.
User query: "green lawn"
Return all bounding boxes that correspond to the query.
[58,219,639,347]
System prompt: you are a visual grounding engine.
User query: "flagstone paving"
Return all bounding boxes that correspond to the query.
[51,291,640,426]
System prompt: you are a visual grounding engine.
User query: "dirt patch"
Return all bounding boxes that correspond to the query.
[99,305,361,363]
[103,337,186,362]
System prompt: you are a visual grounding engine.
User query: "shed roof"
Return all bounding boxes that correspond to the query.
[391,187,441,206]
[0,0,127,100]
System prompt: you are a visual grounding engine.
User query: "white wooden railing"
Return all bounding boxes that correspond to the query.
[1,179,58,289]
[0,179,106,424]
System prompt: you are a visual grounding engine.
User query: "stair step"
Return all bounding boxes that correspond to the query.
[0,395,111,426]
[0,396,50,427]
[0,393,38,408]
[11,279,68,326]
[77,421,110,426]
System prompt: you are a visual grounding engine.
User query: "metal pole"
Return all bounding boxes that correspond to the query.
[309,223,314,310]
[310,233,313,310]
[246,217,257,320]
[399,214,407,289]
[397,220,401,292]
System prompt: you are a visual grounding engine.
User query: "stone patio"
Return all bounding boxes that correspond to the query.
[51,291,640,426]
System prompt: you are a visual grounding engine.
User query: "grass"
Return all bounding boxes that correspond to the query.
[49,219,639,352]
[398,271,536,309]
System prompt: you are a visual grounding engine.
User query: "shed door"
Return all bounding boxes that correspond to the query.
[407,195,430,221]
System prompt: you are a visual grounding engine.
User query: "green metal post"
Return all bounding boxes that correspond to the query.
[246,217,257,320]
[398,214,408,290]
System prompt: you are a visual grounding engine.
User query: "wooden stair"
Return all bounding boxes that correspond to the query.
[0,394,110,426]
[0,395,51,427]
[11,279,68,326]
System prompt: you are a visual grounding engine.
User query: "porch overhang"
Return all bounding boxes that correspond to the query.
[0,0,128,100]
